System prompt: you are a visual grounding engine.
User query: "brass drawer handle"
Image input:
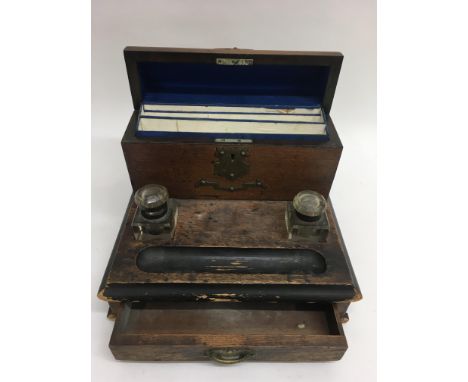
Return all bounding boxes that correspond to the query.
[207,348,254,364]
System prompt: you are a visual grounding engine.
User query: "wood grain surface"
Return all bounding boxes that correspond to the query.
[122,112,342,200]
[98,197,361,307]
[110,302,347,362]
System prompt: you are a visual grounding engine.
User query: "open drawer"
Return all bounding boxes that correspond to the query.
[109,302,347,363]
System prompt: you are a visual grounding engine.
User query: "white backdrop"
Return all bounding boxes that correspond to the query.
[91,1,376,380]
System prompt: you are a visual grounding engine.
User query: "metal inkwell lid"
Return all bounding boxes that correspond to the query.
[292,190,327,219]
[134,184,169,210]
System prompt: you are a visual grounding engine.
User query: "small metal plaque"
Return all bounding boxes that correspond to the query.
[216,58,254,66]
[214,138,253,144]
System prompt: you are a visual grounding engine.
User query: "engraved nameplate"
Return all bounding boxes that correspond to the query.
[216,58,254,66]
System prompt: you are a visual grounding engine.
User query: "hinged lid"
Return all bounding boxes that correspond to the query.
[124,47,343,114]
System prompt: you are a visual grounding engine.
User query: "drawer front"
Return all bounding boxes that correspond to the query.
[109,302,347,363]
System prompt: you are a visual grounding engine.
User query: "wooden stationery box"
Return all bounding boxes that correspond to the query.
[98,47,361,363]
[122,47,344,200]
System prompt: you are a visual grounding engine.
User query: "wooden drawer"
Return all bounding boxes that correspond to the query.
[109,302,347,363]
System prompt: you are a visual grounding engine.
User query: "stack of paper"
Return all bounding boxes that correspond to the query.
[137,104,327,136]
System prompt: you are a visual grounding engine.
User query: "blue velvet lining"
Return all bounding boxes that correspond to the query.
[138,62,329,108]
[135,130,330,142]
[142,93,321,108]
[142,106,321,116]
[135,61,330,141]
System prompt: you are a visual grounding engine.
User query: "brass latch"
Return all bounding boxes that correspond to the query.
[213,146,250,180]
[196,146,265,191]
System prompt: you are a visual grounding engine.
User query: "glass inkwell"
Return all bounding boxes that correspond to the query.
[285,190,329,241]
[132,184,178,241]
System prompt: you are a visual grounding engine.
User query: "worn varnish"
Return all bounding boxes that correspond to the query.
[98,197,360,304]
[98,47,361,363]
[136,246,327,274]
[122,112,342,200]
[110,302,347,362]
